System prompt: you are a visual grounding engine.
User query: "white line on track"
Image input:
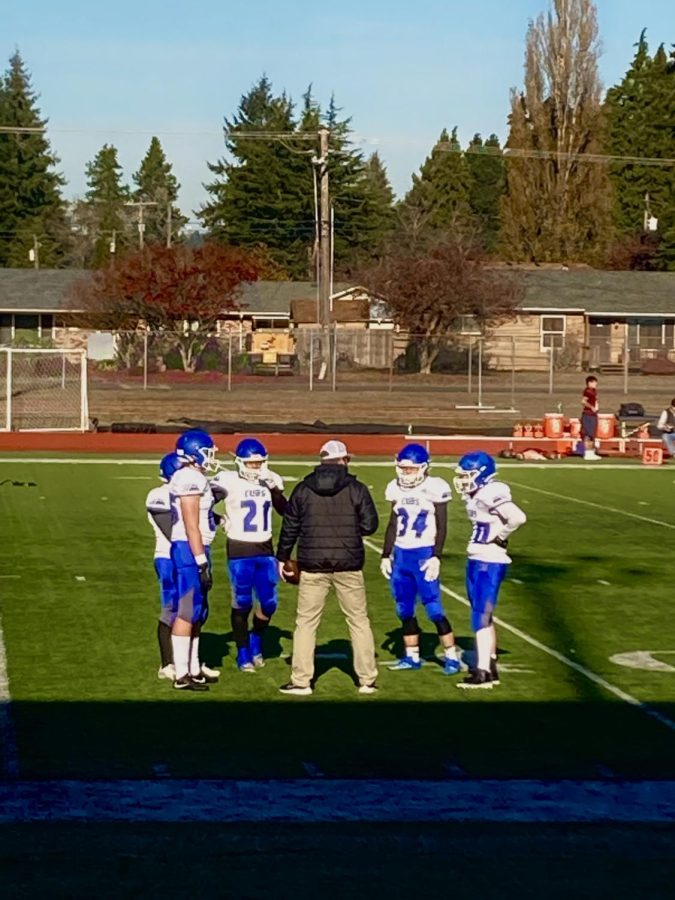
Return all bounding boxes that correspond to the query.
[509,481,675,531]
[363,538,675,735]
[0,611,19,779]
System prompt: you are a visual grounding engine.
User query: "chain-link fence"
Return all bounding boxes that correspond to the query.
[71,323,675,423]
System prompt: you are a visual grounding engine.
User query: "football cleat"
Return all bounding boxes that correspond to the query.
[237,648,256,673]
[279,682,312,696]
[252,654,265,669]
[200,664,220,680]
[358,683,378,695]
[173,674,209,692]
[456,668,494,690]
[442,657,461,676]
[194,668,219,684]
[158,664,176,680]
[389,657,422,671]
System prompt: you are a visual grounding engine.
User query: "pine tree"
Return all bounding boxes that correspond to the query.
[0,51,66,267]
[500,0,612,263]
[133,137,187,245]
[605,35,675,269]
[201,76,313,277]
[84,144,131,267]
[398,127,473,244]
[466,134,504,253]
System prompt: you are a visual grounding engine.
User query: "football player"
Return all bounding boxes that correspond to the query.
[210,437,287,673]
[453,451,527,689]
[146,451,183,680]
[380,443,461,675]
[169,429,221,691]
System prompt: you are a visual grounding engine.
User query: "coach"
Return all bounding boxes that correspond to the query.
[276,440,379,696]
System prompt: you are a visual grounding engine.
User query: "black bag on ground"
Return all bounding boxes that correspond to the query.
[618,402,645,418]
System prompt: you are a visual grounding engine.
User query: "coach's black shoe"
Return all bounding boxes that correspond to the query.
[490,657,500,684]
[456,668,494,690]
[174,674,209,692]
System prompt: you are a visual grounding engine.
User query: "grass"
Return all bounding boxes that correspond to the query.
[2,456,675,781]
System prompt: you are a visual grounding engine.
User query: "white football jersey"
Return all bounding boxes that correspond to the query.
[462,480,513,564]
[169,467,216,546]
[146,484,171,559]
[210,468,283,543]
[385,476,451,550]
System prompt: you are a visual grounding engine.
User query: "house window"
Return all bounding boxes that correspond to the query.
[457,315,481,335]
[541,315,565,350]
[0,313,11,346]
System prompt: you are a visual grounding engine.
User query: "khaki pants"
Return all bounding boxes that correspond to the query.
[291,570,378,688]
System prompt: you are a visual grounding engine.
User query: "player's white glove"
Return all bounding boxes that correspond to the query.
[260,468,284,491]
[419,556,440,582]
[380,557,392,580]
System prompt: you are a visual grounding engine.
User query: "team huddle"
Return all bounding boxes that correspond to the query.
[145,431,526,693]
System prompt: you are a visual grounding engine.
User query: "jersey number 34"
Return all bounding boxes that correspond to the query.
[396,507,429,538]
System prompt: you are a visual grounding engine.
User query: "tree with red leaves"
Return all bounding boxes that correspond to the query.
[359,234,522,374]
[74,242,262,371]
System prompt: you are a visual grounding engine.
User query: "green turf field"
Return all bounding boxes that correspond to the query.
[2,456,675,780]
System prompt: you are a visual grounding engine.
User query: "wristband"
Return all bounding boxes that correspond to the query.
[195,553,208,566]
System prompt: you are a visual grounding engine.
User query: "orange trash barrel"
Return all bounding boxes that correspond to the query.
[544,413,564,439]
[596,413,615,439]
[568,417,581,438]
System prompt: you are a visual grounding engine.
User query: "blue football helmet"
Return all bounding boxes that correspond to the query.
[453,451,496,495]
[395,443,430,489]
[235,437,268,483]
[175,429,219,472]
[159,451,183,483]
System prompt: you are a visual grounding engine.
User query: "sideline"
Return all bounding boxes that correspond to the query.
[1,778,674,823]
[0,457,672,470]
[363,538,675,735]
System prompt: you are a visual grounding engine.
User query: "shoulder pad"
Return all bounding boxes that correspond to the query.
[479,480,512,508]
[426,476,452,503]
[384,479,398,502]
[171,467,207,495]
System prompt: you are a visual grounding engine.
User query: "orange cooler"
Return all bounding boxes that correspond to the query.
[596,413,615,439]
[568,417,581,438]
[544,413,564,438]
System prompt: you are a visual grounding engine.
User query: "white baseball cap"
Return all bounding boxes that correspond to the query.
[319,439,350,461]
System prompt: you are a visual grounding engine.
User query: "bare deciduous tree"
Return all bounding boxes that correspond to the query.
[500,0,613,263]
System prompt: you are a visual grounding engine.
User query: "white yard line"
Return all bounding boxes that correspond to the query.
[363,538,675,735]
[0,612,19,779]
[509,481,675,531]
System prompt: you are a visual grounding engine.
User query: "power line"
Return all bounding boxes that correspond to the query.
[437,142,675,168]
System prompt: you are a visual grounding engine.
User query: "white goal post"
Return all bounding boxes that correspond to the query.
[0,348,89,432]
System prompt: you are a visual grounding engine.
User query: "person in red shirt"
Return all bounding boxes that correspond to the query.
[581,375,601,460]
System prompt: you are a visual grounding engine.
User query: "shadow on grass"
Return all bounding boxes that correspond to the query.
[7,696,675,781]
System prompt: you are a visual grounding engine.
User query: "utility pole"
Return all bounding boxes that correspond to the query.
[125,200,158,250]
[315,127,331,379]
[28,235,40,269]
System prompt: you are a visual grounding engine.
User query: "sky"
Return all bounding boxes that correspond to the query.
[3,0,674,220]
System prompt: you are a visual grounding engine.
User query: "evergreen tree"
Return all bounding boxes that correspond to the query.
[605,35,675,269]
[466,133,504,253]
[133,137,187,245]
[500,0,612,263]
[84,144,131,267]
[0,51,66,267]
[398,127,473,244]
[201,76,313,277]
[323,95,394,270]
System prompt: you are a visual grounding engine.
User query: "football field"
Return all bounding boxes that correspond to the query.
[2,454,675,782]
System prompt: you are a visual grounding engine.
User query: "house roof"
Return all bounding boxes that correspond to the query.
[521,270,675,316]
[233,281,350,317]
[0,269,87,312]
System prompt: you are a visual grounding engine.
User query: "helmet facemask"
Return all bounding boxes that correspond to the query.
[235,455,268,483]
[396,461,428,489]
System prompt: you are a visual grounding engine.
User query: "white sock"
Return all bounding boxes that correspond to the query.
[406,646,420,662]
[476,628,492,672]
[172,635,191,679]
[444,645,458,660]
[190,636,200,676]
